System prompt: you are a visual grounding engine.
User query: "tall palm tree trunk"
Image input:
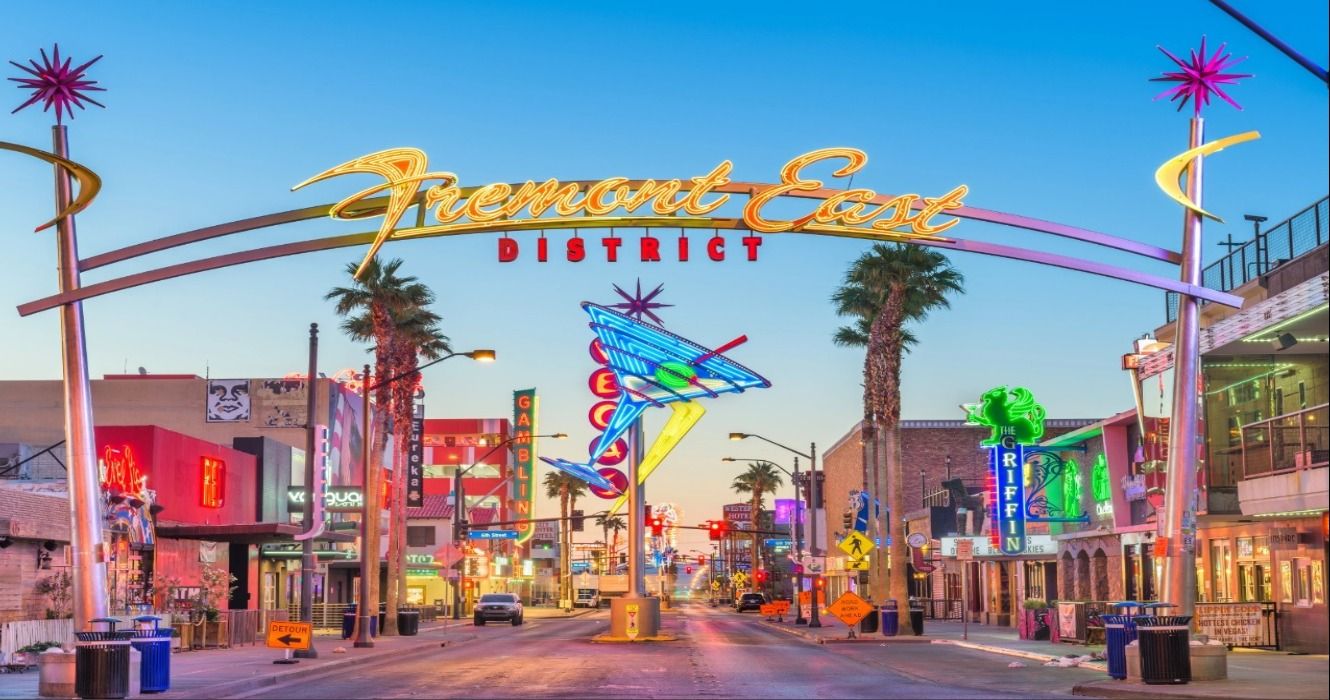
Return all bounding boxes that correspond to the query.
[878,295,911,634]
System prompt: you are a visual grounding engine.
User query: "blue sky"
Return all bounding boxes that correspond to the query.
[2,2,1326,551]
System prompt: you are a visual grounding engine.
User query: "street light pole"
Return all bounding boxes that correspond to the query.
[354,365,376,648]
[450,432,566,620]
[728,433,820,626]
[296,323,320,659]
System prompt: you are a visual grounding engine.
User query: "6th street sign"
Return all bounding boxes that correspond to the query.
[266,621,312,650]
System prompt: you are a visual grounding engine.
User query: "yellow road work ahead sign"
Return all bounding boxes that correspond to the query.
[827,591,874,626]
[838,531,874,559]
[266,621,312,650]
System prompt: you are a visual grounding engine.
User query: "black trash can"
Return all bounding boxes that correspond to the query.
[342,606,357,639]
[398,609,420,636]
[1133,615,1192,685]
[75,619,132,700]
[909,604,924,636]
[129,616,171,693]
[881,600,899,637]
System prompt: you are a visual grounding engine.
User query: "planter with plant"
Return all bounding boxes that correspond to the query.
[1019,598,1051,640]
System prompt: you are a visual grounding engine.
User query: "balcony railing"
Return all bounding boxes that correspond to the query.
[1240,403,1329,478]
[1166,196,1328,322]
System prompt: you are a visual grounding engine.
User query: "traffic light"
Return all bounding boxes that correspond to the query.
[685,566,693,575]
[650,516,664,536]
[842,511,853,531]
[455,519,470,541]
[814,576,825,590]
[708,520,723,541]
[697,555,706,565]
[571,509,585,532]
[755,570,767,584]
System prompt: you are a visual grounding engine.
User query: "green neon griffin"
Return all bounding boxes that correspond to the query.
[964,386,1047,447]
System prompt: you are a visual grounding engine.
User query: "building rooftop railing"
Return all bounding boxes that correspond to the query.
[1166,196,1328,322]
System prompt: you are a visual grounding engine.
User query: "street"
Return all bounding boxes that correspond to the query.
[235,603,1098,699]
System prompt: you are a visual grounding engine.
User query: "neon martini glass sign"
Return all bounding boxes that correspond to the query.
[542,303,770,492]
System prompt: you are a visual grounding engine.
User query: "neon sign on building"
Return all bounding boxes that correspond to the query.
[510,389,538,544]
[965,386,1047,555]
[100,444,147,496]
[200,456,225,508]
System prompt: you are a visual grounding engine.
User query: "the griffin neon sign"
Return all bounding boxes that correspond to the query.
[965,386,1047,555]
[294,147,967,277]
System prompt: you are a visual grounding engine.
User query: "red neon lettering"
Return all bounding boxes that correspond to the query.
[640,236,660,262]
[537,236,548,262]
[589,368,618,398]
[678,236,689,261]
[517,395,532,409]
[741,236,762,261]
[498,237,518,262]
[589,339,609,364]
[567,237,585,262]
[200,456,225,508]
[707,235,725,261]
[602,236,622,262]
[516,448,530,462]
[589,401,616,430]
[101,444,146,494]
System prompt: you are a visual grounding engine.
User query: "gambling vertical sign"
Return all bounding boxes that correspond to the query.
[511,389,538,544]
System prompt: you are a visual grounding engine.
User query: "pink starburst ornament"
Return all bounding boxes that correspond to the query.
[9,44,106,124]
[1152,37,1250,116]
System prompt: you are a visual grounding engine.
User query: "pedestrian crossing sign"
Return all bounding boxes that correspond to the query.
[838,530,874,560]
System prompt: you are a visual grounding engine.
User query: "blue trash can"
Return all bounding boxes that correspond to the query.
[880,600,899,637]
[129,615,171,693]
[1101,615,1136,680]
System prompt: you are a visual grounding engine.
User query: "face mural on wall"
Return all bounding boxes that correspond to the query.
[206,379,251,423]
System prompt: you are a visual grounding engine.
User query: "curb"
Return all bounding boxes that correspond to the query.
[933,639,1108,672]
[200,632,477,699]
[1072,680,1258,699]
[758,619,931,645]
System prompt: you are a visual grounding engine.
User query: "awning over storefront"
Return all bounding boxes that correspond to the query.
[156,522,355,544]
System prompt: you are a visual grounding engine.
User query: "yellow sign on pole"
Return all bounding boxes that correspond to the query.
[266,621,312,650]
[845,558,870,571]
[827,591,874,626]
[838,531,874,559]
[626,603,640,640]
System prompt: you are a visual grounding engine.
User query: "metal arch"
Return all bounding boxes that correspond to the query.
[17,216,1241,317]
[75,180,1180,273]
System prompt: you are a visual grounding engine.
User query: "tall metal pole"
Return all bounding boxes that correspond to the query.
[808,442,822,627]
[792,457,807,625]
[52,124,107,630]
[296,324,319,658]
[354,365,375,647]
[627,419,645,597]
[1162,117,1206,617]
[452,468,464,620]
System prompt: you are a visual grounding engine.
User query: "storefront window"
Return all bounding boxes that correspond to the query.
[1292,558,1314,607]
[1279,561,1293,603]
[1023,561,1045,601]
[1210,540,1232,602]
[1312,561,1325,605]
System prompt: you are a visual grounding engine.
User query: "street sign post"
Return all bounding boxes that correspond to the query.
[826,591,873,638]
[267,620,312,664]
[955,538,973,640]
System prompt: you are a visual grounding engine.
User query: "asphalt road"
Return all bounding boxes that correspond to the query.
[236,603,1094,699]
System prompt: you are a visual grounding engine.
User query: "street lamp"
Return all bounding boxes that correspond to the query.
[354,349,495,648]
[730,432,821,628]
[451,432,567,620]
[723,456,806,624]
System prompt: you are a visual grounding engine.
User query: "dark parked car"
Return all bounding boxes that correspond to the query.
[735,593,767,612]
[474,593,524,626]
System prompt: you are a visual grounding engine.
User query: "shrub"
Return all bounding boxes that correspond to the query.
[1022,598,1048,610]
[18,641,62,653]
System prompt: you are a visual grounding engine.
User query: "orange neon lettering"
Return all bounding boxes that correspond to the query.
[584,177,630,216]
[679,161,733,215]
[743,148,868,233]
[464,182,513,222]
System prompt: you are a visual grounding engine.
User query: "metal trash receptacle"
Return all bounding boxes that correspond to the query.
[74,618,132,700]
[398,609,420,636]
[1133,615,1192,685]
[1101,615,1137,680]
[342,606,357,639]
[880,600,899,637]
[859,605,879,634]
[129,615,171,693]
[909,605,924,635]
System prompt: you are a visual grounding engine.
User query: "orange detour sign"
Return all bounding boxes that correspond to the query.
[827,591,874,627]
[266,621,312,650]
[760,604,778,617]
[772,600,791,614]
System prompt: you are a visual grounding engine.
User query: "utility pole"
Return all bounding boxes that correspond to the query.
[354,365,375,647]
[808,442,821,628]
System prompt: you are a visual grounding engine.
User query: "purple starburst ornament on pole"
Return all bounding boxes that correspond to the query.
[609,279,673,325]
[1152,36,1250,115]
[9,44,105,124]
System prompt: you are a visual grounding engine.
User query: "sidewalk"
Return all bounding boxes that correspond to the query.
[0,618,474,700]
[757,615,1329,699]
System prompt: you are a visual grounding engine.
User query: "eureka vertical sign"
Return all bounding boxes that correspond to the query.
[511,389,538,544]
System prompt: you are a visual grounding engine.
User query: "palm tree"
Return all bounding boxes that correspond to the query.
[326,257,439,635]
[594,513,626,574]
[832,243,963,633]
[543,472,587,609]
[731,461,784,592]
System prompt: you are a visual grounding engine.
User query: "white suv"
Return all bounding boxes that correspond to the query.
[575,589,601,608]
[474,593,524,626]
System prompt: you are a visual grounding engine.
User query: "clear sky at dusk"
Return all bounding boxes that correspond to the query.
[3,2,1326,553]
